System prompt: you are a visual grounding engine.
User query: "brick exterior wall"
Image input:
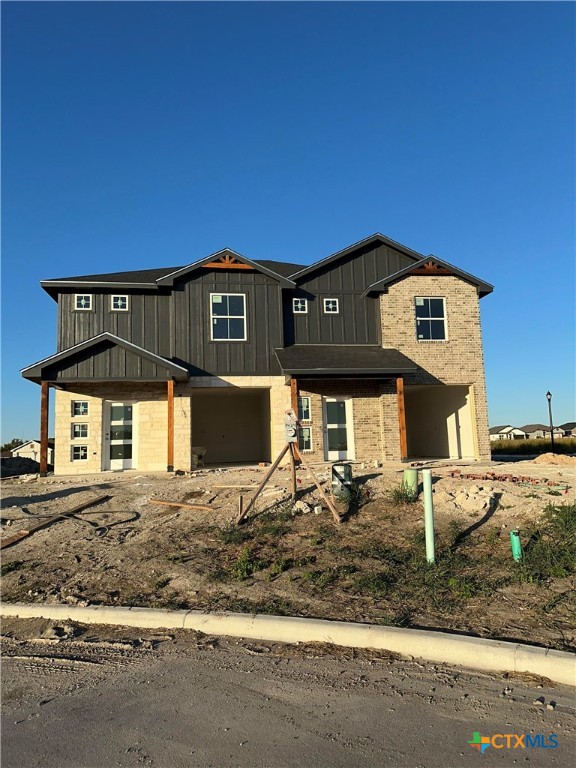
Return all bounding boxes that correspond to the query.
[380,275,491,460]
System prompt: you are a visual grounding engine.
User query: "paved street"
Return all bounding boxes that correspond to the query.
[2,622,575,768]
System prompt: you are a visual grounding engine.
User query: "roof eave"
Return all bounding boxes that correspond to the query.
[289,233,425,281]
[156,249,296,288]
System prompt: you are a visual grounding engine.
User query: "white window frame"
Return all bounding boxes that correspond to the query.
[72,445,88,461]
[72,423,89,439]
[415,296,447,341]
[75,294,93,311]
[323,298,340,314]
[72,401,89,417]
[209,293,247,342]
[111,295,129,312]
[297,396,312,423]
[292,298,308,314]
[298,426,313,453]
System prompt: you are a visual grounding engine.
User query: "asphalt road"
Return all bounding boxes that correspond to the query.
[2,622,575,768]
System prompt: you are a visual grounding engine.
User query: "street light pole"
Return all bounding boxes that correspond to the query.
[546,391,554,453]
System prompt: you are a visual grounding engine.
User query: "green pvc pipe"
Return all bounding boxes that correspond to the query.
[402,468,419,498]
[422,469,435,564]
[509,530,523,561]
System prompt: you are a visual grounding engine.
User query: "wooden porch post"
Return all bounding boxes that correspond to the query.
[167,379,174,472]
[290,377,302,462]
[40,381,50,476]
[396,376,408,461]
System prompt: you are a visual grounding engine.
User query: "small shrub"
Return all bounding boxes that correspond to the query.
[388,484,418,505]
[231,547,267,580]
[269,557,293,577]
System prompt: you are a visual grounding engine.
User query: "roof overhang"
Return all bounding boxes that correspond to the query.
[363,256,493,297]
[275,345,417,377]
[156,249,296,288]
[21,332,190,383]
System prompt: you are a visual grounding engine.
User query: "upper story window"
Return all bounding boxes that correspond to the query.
[111,295,129,311]
[75,294,92,311]
[72,401,89,416]
[210,293,246,341]
[72,423,89,439]
[293,298,308,314]
[323,298,339,314]
[297,396,311,422]
[415,297,447,340]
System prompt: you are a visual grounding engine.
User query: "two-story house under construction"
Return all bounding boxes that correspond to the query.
[21,233,493,475]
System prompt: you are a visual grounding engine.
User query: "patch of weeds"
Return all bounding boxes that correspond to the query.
[1,560,26,576]
[221,596,300,616]
[218,524,253,545]
[447,575,484,599]
[351,570,394,598]
[268,557,294,577]
[524,493,539,499]
[485,526,502,545]
[154,575,171,590]
[231,547,268,580]
[294,554,317,567]
[388,484,418,505]
[354,542,410,566]
[547,490,562,497]
[257,520,291,537]
[515,502,576,584]
[301,567,343,589]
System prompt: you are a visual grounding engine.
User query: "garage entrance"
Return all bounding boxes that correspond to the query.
[191,388,271,465]
[404,385,477,460]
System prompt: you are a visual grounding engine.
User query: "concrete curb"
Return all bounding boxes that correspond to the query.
[2,602,574,687]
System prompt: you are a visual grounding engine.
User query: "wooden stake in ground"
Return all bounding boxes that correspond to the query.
[0,495,111,550]
[236,443,291,524]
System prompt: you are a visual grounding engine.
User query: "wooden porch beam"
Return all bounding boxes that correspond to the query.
[167,379,174,472]
[396,376,408,460]
[40,381,50,477]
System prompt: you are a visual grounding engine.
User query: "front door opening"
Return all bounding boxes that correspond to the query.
[105,402,135,470]
[323,397,354,460]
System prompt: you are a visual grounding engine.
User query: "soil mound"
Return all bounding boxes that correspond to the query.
[533,452,576,466]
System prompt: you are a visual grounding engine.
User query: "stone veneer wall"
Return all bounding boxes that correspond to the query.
[53,377,292,475]
[380,275,491,460]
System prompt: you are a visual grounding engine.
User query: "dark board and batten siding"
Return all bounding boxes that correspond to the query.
[45,343,173,381]
[58,291,172,359]
[287,243,416,345]
[172,271,285,375]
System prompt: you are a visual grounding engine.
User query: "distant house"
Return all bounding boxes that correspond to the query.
[489,425,527,441]
[519,424,548,439]
[559,422,576,438]
[545,427,565,440]
[11,439,55,465]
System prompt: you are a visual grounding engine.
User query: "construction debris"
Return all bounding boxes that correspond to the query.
[0,495,111,550]
[149,499,213,511]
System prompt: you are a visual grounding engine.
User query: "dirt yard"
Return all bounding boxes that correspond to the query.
[1,455,574,651]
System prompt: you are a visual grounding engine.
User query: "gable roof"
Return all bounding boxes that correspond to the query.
[559,422,576,431]
[40,255,299,299]
[489,425,514,434]
[21,333,189,383]
[519,424,548,432]
[288,233,425,281]
[363,256,493,297]
[155,249,296,288]
[12,439,55,451]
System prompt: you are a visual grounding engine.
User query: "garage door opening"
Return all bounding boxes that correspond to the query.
[404,385,477,460]
[191,388,271,465]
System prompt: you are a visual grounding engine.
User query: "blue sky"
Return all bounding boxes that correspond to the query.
[2,1,574,443]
